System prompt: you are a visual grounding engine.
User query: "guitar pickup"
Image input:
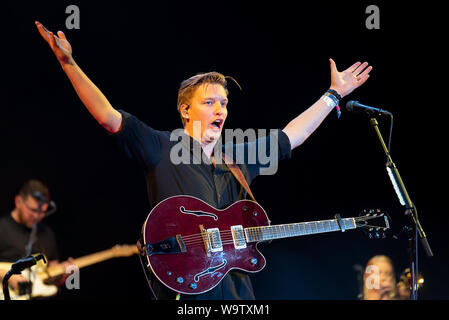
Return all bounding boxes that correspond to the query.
[231,225,246,249]
[207,228,223,252]
[199,225,222,256]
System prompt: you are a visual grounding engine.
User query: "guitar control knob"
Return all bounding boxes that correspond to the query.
[176,277,184,284]
[250,258,258,265]
[190,283,197,289]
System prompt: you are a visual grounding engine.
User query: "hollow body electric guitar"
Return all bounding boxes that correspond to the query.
[0,244,138,300]
[142,195,390,295]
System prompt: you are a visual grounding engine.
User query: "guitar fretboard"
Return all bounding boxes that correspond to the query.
[244,218,356,242]
[45,246,138,278]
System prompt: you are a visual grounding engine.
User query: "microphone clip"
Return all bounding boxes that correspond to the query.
[11,254,47,274]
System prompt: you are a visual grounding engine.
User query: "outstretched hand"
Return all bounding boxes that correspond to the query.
[329,59,372,98]
[35,21,73,65]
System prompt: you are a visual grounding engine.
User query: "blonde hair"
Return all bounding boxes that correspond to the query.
[177,71,241,126]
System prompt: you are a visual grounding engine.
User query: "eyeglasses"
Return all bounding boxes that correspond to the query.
[23,201,46,214]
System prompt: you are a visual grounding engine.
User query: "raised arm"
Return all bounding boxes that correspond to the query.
[282,59,372,149]
[35,21,122,133]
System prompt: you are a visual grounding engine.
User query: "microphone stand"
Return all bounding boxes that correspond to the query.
[23,199,46,298]
[369,117,433,300]
[2,254,46,300]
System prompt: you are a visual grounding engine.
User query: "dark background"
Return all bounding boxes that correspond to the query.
[2,1,447,300]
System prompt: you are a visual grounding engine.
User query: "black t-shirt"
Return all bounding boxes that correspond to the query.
[112,110,291,299]
[0,214,59,263]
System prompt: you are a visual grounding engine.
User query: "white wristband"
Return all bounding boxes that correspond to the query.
[321,95,337,108]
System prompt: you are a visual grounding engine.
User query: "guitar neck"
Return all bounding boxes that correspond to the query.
[45,248,118,278]
[245,218,356,242]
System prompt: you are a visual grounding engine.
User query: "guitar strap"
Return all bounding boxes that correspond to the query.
[221,152,257,202]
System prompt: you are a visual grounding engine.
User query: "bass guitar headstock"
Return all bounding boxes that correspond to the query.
[355,209,391,239]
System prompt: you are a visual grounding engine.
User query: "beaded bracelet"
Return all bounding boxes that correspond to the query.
[327,89,342,101]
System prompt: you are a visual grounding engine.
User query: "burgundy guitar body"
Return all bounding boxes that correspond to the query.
[142,196,391,295]
[142,195,269,295]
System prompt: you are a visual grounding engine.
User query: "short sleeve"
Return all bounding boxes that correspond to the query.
[110,110,163,167]
[224,129,291,183]
[277,129,292,160]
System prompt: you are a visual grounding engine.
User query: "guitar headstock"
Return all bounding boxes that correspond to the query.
[111,244,139,257]
[355,209,391,239]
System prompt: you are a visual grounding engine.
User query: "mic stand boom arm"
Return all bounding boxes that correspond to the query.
[369,117,433,300]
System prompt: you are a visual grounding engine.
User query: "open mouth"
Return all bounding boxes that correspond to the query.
[210,119,223,130]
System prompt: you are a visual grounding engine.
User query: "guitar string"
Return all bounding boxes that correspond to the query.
[182,227,325,246]
[182,237,235,246]
[166,217,378,242]
[164,219,360,247]
[183,228,343,246]
[180,223,317,240]
[184,228,345,248]
[181,228,272,244]
[183,228,355,246]
[181,233,232,243]
[181,227,319,244]
[183,230,327,246]
[181,219,355,240]
[154,218,381,248]
[183,238,235,246]
[182,225,357,248]
[185,240,247,248]
[181,230,233,239]
[181,223,344,243]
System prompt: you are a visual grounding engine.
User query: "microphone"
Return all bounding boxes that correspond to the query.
[32,191,57,217]
[45,201,57,217]
[2,254,46,300]
[346,100,392,116]
[33,191,50,203]
[11,254,46,273]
